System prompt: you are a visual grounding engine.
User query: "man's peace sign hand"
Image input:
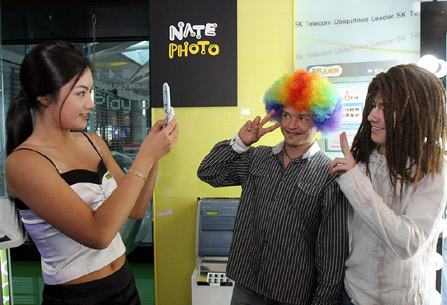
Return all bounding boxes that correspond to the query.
[238,110,281,146]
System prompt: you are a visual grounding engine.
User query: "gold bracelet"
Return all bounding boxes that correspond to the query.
[128,168,147,181]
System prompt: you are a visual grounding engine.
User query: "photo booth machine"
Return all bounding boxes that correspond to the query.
[191,198,239,305]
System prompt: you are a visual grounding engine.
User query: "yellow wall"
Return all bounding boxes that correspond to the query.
[152,1,294,304]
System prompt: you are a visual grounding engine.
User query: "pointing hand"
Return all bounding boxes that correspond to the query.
[328,132,356,176]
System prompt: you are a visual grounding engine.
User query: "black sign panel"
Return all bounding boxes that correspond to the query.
[149,0,237,107]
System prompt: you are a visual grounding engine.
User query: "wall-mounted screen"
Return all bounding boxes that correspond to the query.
[294,0,421,83]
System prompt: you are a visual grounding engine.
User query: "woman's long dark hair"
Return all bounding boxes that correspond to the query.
[351,64,446,195]
[6,40,92,155]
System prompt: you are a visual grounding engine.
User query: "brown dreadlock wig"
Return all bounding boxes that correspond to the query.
[350,64,446,196]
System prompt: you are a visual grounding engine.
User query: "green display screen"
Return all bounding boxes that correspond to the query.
[206,211,219,215]
[1,249,10,304]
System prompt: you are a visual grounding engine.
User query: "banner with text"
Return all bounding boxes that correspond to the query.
[294,0,421,82]
[149,0,237,107]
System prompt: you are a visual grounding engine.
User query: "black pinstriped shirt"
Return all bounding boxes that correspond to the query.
[197,139,348,305]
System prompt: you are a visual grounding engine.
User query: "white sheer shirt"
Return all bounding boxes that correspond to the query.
[337,149,447,305]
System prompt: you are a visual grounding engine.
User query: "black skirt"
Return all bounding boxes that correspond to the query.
[42,259,141,305]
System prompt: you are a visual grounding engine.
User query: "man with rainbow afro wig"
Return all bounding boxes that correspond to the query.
[198,69,348,305]
[264,68,342,135]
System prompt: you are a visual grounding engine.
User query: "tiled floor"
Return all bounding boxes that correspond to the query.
[9,246,155,305]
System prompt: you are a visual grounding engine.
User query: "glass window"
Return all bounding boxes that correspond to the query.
[85,41,151,158]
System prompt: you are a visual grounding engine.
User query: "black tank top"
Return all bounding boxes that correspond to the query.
[12,132,107,210]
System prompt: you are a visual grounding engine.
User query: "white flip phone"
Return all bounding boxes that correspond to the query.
[163,82,175,124]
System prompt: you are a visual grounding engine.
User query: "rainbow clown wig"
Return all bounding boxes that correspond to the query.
[264,69,342,134]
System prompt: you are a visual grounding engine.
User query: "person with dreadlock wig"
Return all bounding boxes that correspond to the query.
[198,69,349,305]
[329,64,447,305]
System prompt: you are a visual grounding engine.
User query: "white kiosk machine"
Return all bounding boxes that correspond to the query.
[1,197,27,305]
[0,197,26,250]
[191,198,239,305]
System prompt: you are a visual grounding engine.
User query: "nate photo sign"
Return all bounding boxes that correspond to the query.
[149,0,237,107]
